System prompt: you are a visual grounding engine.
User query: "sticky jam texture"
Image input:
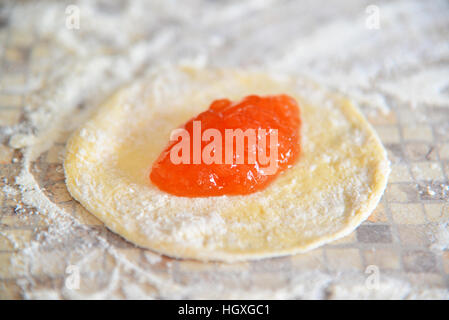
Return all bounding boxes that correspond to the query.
[150,94,301,197]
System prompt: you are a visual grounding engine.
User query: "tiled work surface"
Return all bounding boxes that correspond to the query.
[0,0,448,299]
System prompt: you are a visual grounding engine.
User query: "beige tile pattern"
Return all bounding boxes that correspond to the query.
[375,126,401,144]
[439,143,449,160]
[0,94,22,108]
[402,125,433,142]
[390,203,426,224]
[326,249,363,270]
[0,2,448,299]
[0,144,14,164]
[0,109,21,126]
[363,248,400,270]
[389,164,413,183]
[411,162,444,181]
[424,203,449,222]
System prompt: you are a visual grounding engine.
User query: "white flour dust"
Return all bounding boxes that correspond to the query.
[1,0,448,299]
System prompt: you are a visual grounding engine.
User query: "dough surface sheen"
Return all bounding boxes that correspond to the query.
[64,67,390,262]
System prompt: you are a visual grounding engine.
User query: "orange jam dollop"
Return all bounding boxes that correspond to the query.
[150,94,301,197]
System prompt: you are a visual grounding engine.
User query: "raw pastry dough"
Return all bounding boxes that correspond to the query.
[64,67,390,262]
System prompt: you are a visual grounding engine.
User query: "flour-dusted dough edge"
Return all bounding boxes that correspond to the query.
[64,68,390,262]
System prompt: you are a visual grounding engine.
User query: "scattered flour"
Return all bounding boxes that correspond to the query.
[1,0,448,299]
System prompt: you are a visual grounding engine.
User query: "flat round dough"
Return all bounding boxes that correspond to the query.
[64,67,390,262]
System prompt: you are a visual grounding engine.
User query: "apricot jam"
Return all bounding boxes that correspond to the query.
[150,94,301,197]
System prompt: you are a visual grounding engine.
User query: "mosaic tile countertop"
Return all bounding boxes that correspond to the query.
[0,0,448,299]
